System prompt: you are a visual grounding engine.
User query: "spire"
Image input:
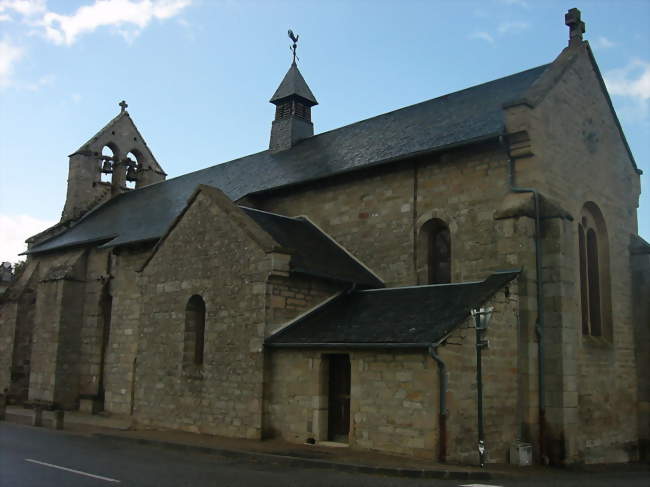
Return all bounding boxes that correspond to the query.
[269,63,318,106]
[269,30,318,153]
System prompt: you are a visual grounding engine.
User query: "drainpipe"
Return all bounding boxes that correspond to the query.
[498,134,546,463]
[429,338,448,463]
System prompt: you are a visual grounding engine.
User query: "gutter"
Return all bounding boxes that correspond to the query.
[498,134,548,462]
[265,342,429,350]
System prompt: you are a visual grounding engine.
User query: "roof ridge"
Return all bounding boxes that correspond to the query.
[239,205,300,222]
[300,63,551,142]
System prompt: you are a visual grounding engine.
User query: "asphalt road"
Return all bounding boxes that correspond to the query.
[1,422,648,487]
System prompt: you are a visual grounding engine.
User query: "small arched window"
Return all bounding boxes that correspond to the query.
[419,218,451,284]
[184,295,206,366]
[578,203,611,339]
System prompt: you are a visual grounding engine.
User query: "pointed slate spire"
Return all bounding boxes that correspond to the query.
[270,62,318,106]
[269,32,318,153]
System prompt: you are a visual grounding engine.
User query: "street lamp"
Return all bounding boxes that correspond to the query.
[471,306,493,468]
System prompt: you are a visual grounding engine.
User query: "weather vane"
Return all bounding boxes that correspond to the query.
[288,29,299,65]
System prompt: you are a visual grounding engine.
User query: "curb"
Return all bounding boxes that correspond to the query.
[94,433,494,481]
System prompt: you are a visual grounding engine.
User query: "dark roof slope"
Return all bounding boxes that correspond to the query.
[241,207,382,287]
[28,65,549,254]
[266,271,519,348]
[270,63,318,105]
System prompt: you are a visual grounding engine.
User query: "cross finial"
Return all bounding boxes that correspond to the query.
[565,8,585,47]
[119,100,128,113]
[288,29,299,65]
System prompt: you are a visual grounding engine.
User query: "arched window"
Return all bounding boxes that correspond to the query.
[578,203,611,339]
[419,219,451,284]
[184,295,206,366]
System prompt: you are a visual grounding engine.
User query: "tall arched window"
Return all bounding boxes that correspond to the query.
[578,203,611,339]
[419,219,451,284]
[184,295,206,366]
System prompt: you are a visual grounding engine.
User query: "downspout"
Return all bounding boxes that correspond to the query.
[429,338,448,463]
[498,134,546,463]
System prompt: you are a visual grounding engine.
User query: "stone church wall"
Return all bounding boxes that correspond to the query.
[257,142,514,289]
[505,48,642,463]
[0,262,39,402]
[631,248,650,460]
[102,247,149,414]
[134,191,270,439]
[26,250,86,409]
[265,282,520,463]
[77,248,111,399]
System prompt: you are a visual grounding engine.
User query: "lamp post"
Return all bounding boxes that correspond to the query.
[471,307,493,468]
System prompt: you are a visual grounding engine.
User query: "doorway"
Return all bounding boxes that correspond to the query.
[327,354,351,442]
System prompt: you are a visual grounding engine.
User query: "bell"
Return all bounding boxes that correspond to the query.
[101,157,113,174]
[125,161,138,182]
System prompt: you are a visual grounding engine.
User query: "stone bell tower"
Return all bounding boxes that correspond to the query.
[269,31,318,152]
[61,101,166,222]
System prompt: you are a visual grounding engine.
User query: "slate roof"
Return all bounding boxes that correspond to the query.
[28,64,549,255]
[269,63,318,105]
[240,207,382,287]
[265,271,519,348]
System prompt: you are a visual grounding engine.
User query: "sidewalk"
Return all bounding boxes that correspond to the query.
[4,406,646,481]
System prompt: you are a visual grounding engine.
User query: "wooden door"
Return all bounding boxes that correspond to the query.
[328,354,351,442]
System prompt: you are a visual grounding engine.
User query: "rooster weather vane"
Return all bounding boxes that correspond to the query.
[288,29,299,65]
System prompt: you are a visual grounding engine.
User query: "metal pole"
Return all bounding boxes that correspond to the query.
[475,312,486,468]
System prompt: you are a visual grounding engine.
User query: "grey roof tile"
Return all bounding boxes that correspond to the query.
[265,271,519,348]
[241,207,383,287]
[270,63,318,105]
[28,64,549,255]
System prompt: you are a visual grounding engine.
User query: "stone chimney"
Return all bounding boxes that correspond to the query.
[269,62,318,152]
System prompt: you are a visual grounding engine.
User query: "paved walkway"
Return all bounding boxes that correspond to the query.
[4,406,647,481]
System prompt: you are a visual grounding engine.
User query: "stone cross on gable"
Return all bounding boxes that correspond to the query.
[119,100,128,113]
[565,8,585,47]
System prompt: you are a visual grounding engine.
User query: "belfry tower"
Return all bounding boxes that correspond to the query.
[269,31,318,152]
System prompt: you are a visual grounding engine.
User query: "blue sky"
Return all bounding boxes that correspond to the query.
[0,0,649,262]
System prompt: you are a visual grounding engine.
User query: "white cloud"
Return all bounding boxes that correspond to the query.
[0,39,24,88]
[39,0,192,46]
[605,60,650,101]
[595,36,616,49]
[0,13,12,21]
[0,0,46,17]
[0,214,56,262]
[497,21,529,35]
[71,92,82,103]
[469,31,495,44]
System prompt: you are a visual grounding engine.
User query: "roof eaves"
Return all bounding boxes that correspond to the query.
[25,234,117,255]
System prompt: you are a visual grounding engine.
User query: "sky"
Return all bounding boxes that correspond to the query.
[0,0,649,263]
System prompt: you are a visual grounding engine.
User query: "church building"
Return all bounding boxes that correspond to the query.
[1,9,648,465]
